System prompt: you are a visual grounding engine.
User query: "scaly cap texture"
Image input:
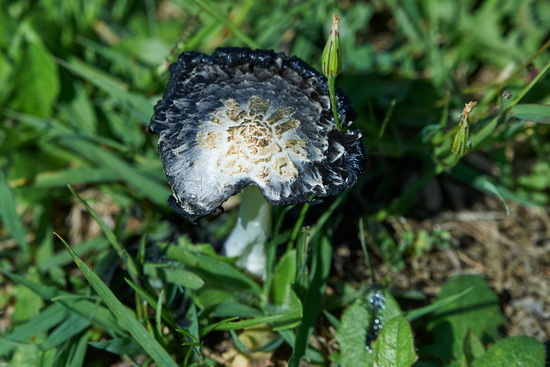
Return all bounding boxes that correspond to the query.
[149,47,366,221]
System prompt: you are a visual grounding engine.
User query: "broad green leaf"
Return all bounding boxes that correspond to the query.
[272,250,297,305]
[59,236,178,367]
[334,299,373,367]
[270,250,302,329]
[8,344,40,367]
[472,336,545,367]
[10,37,59,116]
[163,240,262,308]
[372,316,417,367]
[510,103,550,124]
[271,287,302,330]
[143,263,204,290]
[463,330,485,365]
[378,289,402,321]
[426,274,506,364]
[11,277,44,323]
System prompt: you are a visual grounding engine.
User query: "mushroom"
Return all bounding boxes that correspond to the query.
[149,47,365,275]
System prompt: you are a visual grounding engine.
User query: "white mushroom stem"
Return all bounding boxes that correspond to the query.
[223,186,272,277]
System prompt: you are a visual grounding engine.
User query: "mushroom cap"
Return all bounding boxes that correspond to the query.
[149,47,366,222]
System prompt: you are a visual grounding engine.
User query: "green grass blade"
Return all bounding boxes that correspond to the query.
[125,278,175,328]
[202,315,282,334]
[0,303,68,356]
[57,234,178,367]
[1,270,122,334]
[37,237,109,270]
[41,313,92,349]
[405,288,473,322]
[189,0,260,49]
[67,331,91,367]
[0,169,30,262]
[57,57,153,124]
[62,140,170,205]
[288,236,332,367]
[510,103,550,124]
[67,185,140,281]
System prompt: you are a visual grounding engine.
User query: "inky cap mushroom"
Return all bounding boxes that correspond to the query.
[149,47,366,222]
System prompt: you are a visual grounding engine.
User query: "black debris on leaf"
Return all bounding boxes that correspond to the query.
[149,47,366,222]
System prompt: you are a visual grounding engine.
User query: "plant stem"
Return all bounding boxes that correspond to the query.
[327,78,342,130]
[223,186,272,277]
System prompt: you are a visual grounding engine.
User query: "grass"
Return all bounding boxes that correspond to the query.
[1,0,549,366]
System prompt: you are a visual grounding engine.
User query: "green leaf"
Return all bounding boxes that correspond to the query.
[510,103,550,124]
[143,263,204,290]
[162,240,262,310]
[89,337,143,356]
[68,185,140,281]
[472,176,510,215]
[8,345,40,367]
[379,289,403,321]
[200,315,283,336]
[58,235,178,367]
[41,313,91,349]
[62,142,170,206]
[58,57,153,124]
[125,278,176,329]
[1,271,122,335]
[372,316,418,367]
[10,35,59,116]
[288,236,332,367]
[11,277,44,323]
[270,250,302,330]
[0,303,68,356]
[65,332,91,367]
[57,83,97,134]
[405,287,473,322]
[425,274,506,364]
[334,299,373,367]
[472,336,545,367]
[463,330,485,365]
[272,250,297,306]
[0,169,29,260]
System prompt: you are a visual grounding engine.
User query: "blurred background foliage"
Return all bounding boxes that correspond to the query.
[0,0,549,365]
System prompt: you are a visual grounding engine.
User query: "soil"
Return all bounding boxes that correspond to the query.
[335,192,550,344]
